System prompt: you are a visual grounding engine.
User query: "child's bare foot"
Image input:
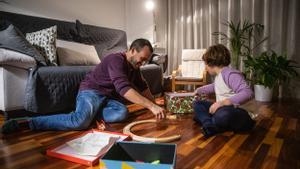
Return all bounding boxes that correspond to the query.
[248,106,273,122]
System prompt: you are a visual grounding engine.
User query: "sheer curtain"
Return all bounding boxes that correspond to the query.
[164,0,300,98]
[166,0,299,74]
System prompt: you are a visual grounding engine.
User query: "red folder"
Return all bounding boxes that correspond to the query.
[46,129,129,166]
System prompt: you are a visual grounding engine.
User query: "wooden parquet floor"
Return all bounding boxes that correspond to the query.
[1,99,300,169]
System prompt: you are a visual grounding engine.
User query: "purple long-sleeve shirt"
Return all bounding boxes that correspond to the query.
[80,52,148,100]
[196,67,253,105]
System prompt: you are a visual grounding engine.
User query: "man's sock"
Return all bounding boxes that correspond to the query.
[1,117,30,134]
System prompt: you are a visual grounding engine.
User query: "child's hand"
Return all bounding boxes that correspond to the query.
[209,102,222,114]
[194,92,207,101]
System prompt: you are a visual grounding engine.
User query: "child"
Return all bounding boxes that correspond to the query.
[193,44,255,138]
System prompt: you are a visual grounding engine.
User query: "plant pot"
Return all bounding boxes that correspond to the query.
[254,84,273,102]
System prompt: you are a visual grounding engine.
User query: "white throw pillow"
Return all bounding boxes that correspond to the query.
[56,39,100,66]
[26,25,57,66]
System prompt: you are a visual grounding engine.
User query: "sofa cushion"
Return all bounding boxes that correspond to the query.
[73,20,127,59]
[56,39,100,66]
[0,48,36,69]
[26,25,57,66]
[0,19,11,31]
[182,49,206,61]
[0,24,46,65]
[74,20,90,42]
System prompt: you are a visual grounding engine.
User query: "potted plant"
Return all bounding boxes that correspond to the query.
[213,20,267,70]
[244,51,298,101]
[274,53,299,99]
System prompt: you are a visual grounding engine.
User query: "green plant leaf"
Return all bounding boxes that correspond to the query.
[212,20,268,69]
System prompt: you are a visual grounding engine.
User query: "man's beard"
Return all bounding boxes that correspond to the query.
[129,58,141,69]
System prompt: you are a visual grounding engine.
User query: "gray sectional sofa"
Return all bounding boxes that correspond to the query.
[0,11,166,119]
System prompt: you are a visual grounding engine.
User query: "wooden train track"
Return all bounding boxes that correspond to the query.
[123,119,181,143]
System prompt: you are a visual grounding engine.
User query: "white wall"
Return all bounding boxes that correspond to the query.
[0,0,158,47]
[125,0,154,46]
[0,0,126,30]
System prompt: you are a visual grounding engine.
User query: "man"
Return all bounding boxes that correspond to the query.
[2,38,165,133]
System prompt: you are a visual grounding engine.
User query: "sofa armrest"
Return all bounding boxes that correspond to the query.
[0,48,36,69]
[140,64,163,96]
[150,53,168,73]
[0,66,30,111]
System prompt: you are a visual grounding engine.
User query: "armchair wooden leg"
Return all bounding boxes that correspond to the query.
[171,80,175,92]
[171,71,176,92]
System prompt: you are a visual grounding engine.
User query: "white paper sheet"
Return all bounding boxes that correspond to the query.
[66,132,120,156]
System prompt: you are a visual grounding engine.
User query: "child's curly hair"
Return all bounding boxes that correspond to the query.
[203,44,231,67]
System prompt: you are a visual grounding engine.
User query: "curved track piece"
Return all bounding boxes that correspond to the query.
[123,119,181,143]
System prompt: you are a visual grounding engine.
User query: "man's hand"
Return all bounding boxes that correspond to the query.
[123,89,166,119]
[209,102,222,114]
[150,104,166,119]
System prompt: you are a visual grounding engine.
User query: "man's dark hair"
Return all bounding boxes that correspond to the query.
[203,44,231,67]
[129,38,153,53]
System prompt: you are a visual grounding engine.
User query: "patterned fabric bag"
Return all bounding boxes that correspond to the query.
[165,92,196,114]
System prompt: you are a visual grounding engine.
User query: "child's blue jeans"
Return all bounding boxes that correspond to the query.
[29,90,128,130]
[193,100,255,132]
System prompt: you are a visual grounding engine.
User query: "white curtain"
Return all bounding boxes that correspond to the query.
[166,0,300,75]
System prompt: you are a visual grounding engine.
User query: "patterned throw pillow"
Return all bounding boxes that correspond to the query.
[26,25,57,66]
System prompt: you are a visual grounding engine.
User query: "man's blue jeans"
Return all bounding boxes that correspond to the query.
[193,100,255,132]
[29,90,128,130]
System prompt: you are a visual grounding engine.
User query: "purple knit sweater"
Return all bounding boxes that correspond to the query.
[80,52,148,99]
[196,67,253,105]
